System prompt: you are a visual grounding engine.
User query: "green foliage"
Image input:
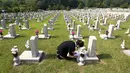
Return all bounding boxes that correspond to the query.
[78,3,84,9]
[120,3,129,8]
[0,0,130,12]
[66,6,70,11]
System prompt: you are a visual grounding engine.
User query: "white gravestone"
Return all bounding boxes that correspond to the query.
[69,25,83,40]
[39,24,50,39]
[4,24,19,38]
[67,23,71,31]
[87,17,90,25]
[86,36,99,63]
[22,20,30,30]
[108,24,115,38]
[20,36,44,63]
[75,36,99,64]
[0,19,6,29]
[120,40,125,49]
[115,20,121,30]
[30,36,39,57]
[70,20,76,30]
[15,17,20,25]
[100,24,115,39]
[48,21,54,30]
[77,25,82,37]
[87,36,97,57]
[125,28,130,35]
[103,18,107,25]
[94,20,99,30]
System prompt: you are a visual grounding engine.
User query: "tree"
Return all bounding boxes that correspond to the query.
[78,3,84,9]
[120,3,129,8]
[66,6,70,11]
[48,5,52,10]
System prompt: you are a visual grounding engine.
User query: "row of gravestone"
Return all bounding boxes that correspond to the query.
[11,12,60,66]
[67,9,130,59]
[0,11,55,40]
[64,12,99,65]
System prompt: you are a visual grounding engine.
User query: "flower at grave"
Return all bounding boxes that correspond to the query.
[35,30,39,35]
[0,29,3,33]
[72,31,75,35]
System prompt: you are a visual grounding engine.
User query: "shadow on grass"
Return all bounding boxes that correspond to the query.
[0,53,2,56]
[54,27,60,30]
[97,54,112,60]
[19,35,26,38]
[45,54,56,59]
[45,54,77,62]
[83,36,89,39]
[51,36,59,39]
[122,28,126,30]
[115,35,121,39]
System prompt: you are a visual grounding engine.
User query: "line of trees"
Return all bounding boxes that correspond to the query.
[0,0,130,12]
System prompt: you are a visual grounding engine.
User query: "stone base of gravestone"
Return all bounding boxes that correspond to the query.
[69,35,83,40]
[100,23,107,26]
[83,23,87,25]
[21,27,31,30]
[70,27,75,31]
[4,34,19,39]
[85,56,99,63]
[122,50,130,56]
[128,34,130,36]
[89,27,100,31]
[114,28,122,30]
[38,34,51,39]
[19,50,44,63]
[0,38,3,40]
[48,27,54,30]
[100,34,115,40]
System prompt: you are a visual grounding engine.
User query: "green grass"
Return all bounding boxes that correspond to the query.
[0,12,130,73]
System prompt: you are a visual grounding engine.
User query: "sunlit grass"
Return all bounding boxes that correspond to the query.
[0,12,130,73]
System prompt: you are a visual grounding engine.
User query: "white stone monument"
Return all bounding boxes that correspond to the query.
[67,23,71,31]
[101,18,107,25]
[87,36,97,57]
[20,36,44,63]
[48,21,54,30]
[94,20,99,30]
[115,20,121,30]
[87,17,90,25]
[69,25,83,40]
[4,24,19,38]
[70,20,76,30]
[16,17,20,25]
[86,36,99,63]
[120,40,125,49]
[39,24,50,39]
[22,20,30,30]
[100,24,115,39]
[0,19,7,29]
[108,24,115,38]
[125,28,130,35]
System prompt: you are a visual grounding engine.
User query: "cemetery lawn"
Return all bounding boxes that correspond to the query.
[0,12,130,73]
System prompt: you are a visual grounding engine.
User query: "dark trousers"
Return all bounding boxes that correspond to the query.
[57,51,74,60]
